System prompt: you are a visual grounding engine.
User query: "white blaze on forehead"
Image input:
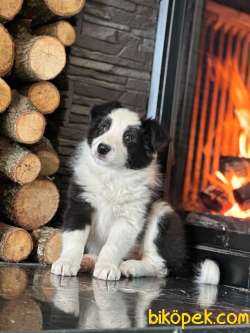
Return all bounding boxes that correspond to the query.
[109,108,141,131]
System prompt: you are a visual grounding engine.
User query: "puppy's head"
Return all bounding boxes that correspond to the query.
[87,102,169,169]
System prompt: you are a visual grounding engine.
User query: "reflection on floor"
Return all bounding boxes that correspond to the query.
[0,263,250,332]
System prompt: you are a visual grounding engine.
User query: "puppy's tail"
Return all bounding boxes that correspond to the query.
[194,259,220,285]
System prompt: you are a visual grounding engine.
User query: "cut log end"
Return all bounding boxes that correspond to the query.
[54,20,76,46]
[34,20,76,46]
[30,137,60,176]
[0,79,11,113]
[44,230,61,263]
[32,227,62,264]
[0,223,33,262]
[16,111,46,144]
[13,179,60,230]
[38,150,60,176]
[0,24,14,76]
[0,0,23,22]
[15,153,41,184]
[45,0,86,16]
[25,81,60,114]
[1,92,46,144]
[0,136,41,184]
[29,36,66,80]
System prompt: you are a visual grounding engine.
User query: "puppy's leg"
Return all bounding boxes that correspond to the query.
[51,181,93,276]
[93,218,140,281]
[120,201,186,278]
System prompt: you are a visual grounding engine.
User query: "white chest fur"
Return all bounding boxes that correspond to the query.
[73,141,159,250]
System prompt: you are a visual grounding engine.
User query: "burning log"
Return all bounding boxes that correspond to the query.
[220,156,250,185]
[0,78,11,113]
[0,222,33,262]
[29,137,60,176]
[34,20,76,47]
[0,137,41,184]
[21,0,86,24]
[1,91,46,144]
[0,179,60,230]
[199,185,233,213]
[20,81,60,114]
[0,24,14,76]
[233,182,250,210]
[0,1,23,23]
[32,227,62,264]
[14,33,66,81]
[0,267,28,299]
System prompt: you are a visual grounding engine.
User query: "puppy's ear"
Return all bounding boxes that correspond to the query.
[90,101,122,121]
[142,118,170,153]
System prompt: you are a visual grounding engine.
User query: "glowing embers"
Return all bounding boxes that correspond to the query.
[201,156,250,218]
[215,167,250,219]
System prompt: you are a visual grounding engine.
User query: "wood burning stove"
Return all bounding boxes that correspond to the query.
[157,0,250,288]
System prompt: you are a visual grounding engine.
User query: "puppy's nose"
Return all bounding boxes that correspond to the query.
[97,143,111,155]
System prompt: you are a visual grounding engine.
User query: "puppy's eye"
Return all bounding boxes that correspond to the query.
[124,132,136,143]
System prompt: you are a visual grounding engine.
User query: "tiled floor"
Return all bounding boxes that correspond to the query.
[0,263,250,332]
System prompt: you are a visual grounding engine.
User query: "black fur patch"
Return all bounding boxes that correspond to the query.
[124,119,169,170]
[154,208,187,275]
[141,118,170,154]
[87,101,121,146]
[90,101,122,122]
[62,178,94,231]
[87,117,112,146]
[124,126,154,170]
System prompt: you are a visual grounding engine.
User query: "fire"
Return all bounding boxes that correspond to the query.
[212,60,250,218]
[224,203,250,219]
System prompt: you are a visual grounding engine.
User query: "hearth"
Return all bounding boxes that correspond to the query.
[157,0,250,288]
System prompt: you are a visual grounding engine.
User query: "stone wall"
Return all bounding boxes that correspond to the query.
[47,0,160,211]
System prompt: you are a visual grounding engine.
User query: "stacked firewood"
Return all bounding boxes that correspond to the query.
[0,0,85,264]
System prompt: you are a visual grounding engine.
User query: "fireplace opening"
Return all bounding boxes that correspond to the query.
[157,0,250,288]
[182,1,250,219]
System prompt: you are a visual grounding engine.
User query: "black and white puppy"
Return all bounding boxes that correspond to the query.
[51,102,220,284]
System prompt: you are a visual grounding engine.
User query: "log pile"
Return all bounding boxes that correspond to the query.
[0,0,85,264]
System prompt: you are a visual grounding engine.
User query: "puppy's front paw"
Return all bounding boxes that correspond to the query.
[51,258,80,276]
[120,260,139,277]
[93,263,121,280]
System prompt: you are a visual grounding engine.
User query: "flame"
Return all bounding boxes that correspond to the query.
[215,171,245,189]
[211,60,250,218]
[224,203,250,219]
[215,171,229,185]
